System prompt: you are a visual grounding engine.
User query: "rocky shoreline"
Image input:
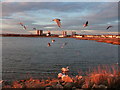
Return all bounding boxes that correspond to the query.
[2,65,120,89]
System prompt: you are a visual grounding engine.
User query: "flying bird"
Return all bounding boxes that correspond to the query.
[83,21,88,27]
[53,18,61,28]
[61,42,68,48]
[106,26,112,30]
[48,43,51,47]
[52,40,55,43]
[23,25,27,30]
[19,22,24,26]
[19,22,27,30]
[33,28,36,30]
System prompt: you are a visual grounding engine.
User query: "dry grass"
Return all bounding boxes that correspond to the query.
[85,64,120,88]
[2,64,120,89]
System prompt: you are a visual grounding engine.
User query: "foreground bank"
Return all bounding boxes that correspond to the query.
[2,65,120,89]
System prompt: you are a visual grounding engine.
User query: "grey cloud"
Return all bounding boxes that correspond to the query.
[61,2,118,29]
[2,2,118,32]
[2,2,105,16]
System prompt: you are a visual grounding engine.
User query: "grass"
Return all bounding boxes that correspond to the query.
[2,64,120,89]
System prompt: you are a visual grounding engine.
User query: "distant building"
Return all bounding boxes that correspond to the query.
[46,31,51,36]
[71,32,76,36]
[84,35,93,38]
[36,30,43,36]
[101,35,106,38]
[116,35,120,38]
[62,31,67,36]
[73,35,83,38]
[37,30,39,35]
[58,31,67,37]
[39,30,43,36]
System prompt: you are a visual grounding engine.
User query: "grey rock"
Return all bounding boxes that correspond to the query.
[72,87,76,90]
[64,82,74,88]
[55,83,63,88]
[98,84,107,88]
[45,87,52,90]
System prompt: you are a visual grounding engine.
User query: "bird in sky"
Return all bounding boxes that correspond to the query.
[19,22,27,30]
[53,18,61,28]
[83,21,88,27]
[106,25,113,30]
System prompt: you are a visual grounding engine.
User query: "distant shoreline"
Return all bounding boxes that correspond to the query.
[76,37,120,45]
[1,34,120,45]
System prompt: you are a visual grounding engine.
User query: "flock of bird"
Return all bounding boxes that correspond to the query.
[18,18,113,30]
[18,18,113,47]
[47,39,68,48]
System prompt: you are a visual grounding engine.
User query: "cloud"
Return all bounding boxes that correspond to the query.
[2,0,120,2]
[2,2,110,16]
[44,26,55,29]
[1,2,119,34]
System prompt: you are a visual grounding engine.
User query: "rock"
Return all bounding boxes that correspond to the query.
[98,84,107,88]
[3,81,11,86]
[49,81,58,86]
[64,82,74,88]
[45,86,53,90]
[76,75,83,80]
[54,83,63,88]
[3,85,12,88]
[92,84,99,88]
[62,75,73,82]
[82,84,89,88]
[72,87,77,90]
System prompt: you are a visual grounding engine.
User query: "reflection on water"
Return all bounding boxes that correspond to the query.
[2,37,118,80]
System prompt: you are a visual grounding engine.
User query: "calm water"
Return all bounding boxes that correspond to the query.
[2,37,118,80]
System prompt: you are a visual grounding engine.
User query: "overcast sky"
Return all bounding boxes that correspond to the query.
[1,1,119,34]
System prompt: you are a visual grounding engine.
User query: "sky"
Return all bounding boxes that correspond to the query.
[1,1,119,35]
